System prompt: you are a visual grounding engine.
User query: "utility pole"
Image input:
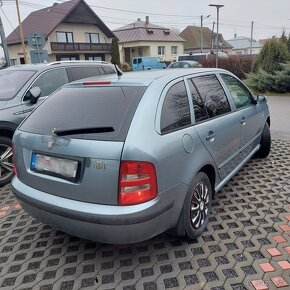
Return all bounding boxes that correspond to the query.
[0,2,10,66]
[250,21,254,54]
[211,21,215,53]
[200,15,210,53]
[15,0,27,64]
[209,4,224,68]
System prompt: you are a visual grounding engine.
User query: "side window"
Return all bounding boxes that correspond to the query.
[102,67,116,74]
[30,68,69,98]
[220,74,253,109]
[192,75,231,118]
[138,58,142,64]
[133,59,137,64]
[160,81,191,134]
[69,66,101,81]
[187,79,208,122]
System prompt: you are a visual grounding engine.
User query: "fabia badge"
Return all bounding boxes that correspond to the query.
[47,139,54,150]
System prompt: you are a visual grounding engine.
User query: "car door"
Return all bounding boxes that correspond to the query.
[22,68,69,117]
[189,74,241,180]
[219,73,263,159]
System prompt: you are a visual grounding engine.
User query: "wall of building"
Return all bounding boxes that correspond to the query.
[119,41,184,63]
[49,23,112,44]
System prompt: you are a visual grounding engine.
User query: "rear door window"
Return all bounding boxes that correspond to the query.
[160,81,191,134]
[102,66,116,74]
[187,79,208,122]
[192,74,231,118]
[20,86,146,141]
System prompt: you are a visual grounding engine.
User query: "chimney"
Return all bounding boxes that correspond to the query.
[234,33,237,38]
[145,16,149,24]
[137,18,141,21]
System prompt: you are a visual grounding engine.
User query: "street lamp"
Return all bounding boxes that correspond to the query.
[200,14,210,53]
[209,4,224,68]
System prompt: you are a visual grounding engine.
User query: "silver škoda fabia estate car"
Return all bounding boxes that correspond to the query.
[12,69,271,244]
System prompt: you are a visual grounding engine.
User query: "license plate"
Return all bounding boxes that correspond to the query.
[31,153,79,181]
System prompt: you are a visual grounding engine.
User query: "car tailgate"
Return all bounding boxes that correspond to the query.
[13,131,123,205]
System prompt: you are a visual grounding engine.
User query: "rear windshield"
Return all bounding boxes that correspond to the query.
[20,86,146,141]
[0,70,36,100]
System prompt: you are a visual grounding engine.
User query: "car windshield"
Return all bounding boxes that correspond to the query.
[0,70,36,100]
[20,86,146,141]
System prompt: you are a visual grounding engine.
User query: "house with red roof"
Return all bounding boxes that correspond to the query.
[6,0,115,64]
[114,17,185,64]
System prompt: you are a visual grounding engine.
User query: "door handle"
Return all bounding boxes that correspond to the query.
[206,131,215,142]
[241,117,246,125]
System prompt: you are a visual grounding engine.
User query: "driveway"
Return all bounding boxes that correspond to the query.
[267,96,290,140]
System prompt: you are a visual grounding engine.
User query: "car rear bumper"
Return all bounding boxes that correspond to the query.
[12,177,188,244]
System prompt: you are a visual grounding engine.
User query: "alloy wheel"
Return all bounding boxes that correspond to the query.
[190,181,210,229]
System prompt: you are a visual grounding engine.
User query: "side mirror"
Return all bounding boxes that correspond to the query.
[254,95,266,104]
[29,87,41,104]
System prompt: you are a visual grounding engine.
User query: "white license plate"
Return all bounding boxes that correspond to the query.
[31,153,78,181]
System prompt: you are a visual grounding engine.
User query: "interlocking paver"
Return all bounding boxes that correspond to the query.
[0,139,290,289]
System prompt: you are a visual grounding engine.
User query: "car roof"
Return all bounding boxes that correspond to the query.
[66,68,228,87]
[4,61,113,71]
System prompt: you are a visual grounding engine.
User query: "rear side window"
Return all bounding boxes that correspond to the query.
[220,74,253,109]
[192,75,231,118]
[30,68,69,97]
[69,66,101,81]
[160,81,191,134]
[0,70,36,100]
[102,66,116,74]
[20,86,146,141]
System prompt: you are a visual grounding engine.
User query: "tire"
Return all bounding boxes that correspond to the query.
[182,172,212,240]
[0,136,14,187]
[256,123,271,158]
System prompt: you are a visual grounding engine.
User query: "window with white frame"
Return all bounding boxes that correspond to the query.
[158,46,165,55]
[85,33,100,43]
[171,46,178,54]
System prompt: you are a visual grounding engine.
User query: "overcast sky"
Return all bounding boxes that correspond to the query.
[1,0,290,57]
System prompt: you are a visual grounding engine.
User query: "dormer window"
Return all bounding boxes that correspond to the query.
[163,30,170,35]
[146,29,153,34]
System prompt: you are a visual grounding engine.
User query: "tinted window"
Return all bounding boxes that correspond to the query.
[188,79,208,122]
[192,75,231,118]
[102,67,116,74]
[160,81,191,134]
[30,68,69,97]
[20,86,146,142]
[220,74,253,109]
[70,66,101,81]
[133,59,137,64]
[0,70,36,100]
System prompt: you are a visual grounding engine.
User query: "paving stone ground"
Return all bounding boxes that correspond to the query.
[0,139,289,290]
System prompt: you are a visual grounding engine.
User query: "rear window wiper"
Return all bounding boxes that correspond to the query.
[53,126,114,136]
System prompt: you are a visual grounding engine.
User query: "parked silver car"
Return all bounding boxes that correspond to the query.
[12,68,271,244]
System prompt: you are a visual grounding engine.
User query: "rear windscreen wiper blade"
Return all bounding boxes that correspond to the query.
[53,127,114,136]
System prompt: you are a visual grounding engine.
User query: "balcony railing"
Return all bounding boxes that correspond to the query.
[51,42,112,53]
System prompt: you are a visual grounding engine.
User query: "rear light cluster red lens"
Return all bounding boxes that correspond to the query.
[118,161,157,205]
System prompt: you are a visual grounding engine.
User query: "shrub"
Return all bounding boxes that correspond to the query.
[245,62,290,93]
[252,39,289,73]
[200,55,254,79]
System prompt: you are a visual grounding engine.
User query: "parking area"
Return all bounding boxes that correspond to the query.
[0,139,289,290]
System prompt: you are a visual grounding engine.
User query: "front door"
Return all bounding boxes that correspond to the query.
[219,73,262,159]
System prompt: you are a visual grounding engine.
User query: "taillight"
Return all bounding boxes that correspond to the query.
[118,161,157,205]
[12,145,17,176]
